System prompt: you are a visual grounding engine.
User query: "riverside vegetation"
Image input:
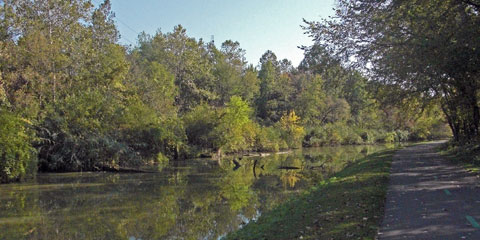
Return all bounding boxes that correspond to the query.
[0,0,453,183]
[228,0,480,238]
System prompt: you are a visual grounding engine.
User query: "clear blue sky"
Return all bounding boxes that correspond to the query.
[100,0,335,67]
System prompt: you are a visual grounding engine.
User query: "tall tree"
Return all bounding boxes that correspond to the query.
[305,0,480,142]
[136,25,216,112]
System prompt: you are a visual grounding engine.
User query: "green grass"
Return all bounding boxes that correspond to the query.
[439,141,480,173]
[224,150,396,240]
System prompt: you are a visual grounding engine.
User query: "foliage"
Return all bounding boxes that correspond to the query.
[305,0,478,142]
[256,52,294,125]
[182,103,219,153]
[214,96,256,153]
[136,25,216,112]
[0,110,36,183]
[0,0,454,183]
[36,92,138,171]
[255,126,287,152]
[277,111,305,149]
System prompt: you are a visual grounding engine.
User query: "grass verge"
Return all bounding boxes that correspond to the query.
[438,141,480,173]
[224,149,396,240]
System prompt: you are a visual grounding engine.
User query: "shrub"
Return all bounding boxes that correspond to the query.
[255,126,283,152]
[429,122,452,139]
[0,110,37,183]
[37,115,140,171]
[35,91,166,172]
[343,131,363,145]
[383,132,397,143]
[183,103,219,151]
[303,128,327,147]
[277,111,305,149]
[410,127,429,141]
[395,130,410,142]
[359,130,374,144]
[213,96,257,153]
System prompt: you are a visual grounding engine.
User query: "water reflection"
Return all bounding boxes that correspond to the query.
[0,145,394,240]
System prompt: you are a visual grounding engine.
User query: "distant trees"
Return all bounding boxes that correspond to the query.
[0,0,454,183]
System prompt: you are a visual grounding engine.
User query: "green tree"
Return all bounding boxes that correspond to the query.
[277,111,305,148]
[136,25,216,112]
[211,40,246,105]
[0,109,36,183]
[214,96,256,153]
[294,74,326,126]
[182,103,219,152]
[305,0,478,142]
[256,51,294,124]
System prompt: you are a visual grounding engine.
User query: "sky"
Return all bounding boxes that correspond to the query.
[98,0,335,67]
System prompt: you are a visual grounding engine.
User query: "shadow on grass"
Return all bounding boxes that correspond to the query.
[225,150,396,240]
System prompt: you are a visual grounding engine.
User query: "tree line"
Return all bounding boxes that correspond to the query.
[0,0,450,183]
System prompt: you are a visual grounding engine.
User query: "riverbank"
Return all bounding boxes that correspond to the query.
[224,149,396,239]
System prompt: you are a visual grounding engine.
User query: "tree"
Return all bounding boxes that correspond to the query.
[238,65,260,104]
[214,96,256,153]
[256,51,294,124]
[305,0,479,142]
[299,44,348,96]
[136,25,216,112]
[210,41,245,105]
[0,109,36,183]
[91,0,119,49]
[277,111,305,148]
[294,74,326,126]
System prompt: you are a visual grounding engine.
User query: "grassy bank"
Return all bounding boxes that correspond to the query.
[439,141,480,173]
[224,149,396,240]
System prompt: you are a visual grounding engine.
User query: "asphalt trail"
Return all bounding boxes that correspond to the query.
[379,142,480,239]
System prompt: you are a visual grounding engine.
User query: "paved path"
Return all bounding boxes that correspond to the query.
[379,142,480,239]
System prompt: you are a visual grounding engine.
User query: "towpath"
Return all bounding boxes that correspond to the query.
[379,142,480,239]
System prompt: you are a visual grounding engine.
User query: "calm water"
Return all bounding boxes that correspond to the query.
[0,145,394,240]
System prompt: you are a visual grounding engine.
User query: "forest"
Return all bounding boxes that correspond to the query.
[2,0,467,184]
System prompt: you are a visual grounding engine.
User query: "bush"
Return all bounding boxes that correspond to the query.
[429,122,452,139]
[303,128,327,147]
[383,132,397,143]
[35,91,172,172]
[359,130,374,144]
[255,126,286,152]
[277,111,305,148]
[183,103,219,151]
[37,115,140,171]
[343,131,363,145]
[395,130,410,142]
[213,96,257,153]
[0,110,37,183]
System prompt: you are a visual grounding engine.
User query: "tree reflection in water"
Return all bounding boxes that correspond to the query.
[0,144,394,239]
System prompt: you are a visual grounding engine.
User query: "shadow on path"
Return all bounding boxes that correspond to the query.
[379,141,480,239]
